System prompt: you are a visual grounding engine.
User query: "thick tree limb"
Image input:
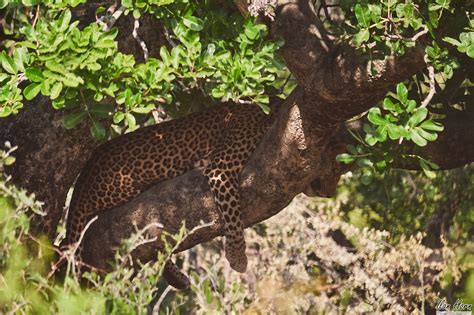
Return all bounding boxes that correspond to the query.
[272,0,426,122]
[0,97,95,239]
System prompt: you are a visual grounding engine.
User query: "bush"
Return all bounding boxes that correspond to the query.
[1,146,472,313]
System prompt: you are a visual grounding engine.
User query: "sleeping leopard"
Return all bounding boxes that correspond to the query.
[63,102,277,289]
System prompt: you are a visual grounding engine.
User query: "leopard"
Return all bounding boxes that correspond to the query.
[63,102,277,289]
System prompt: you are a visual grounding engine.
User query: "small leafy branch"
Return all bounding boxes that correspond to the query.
[331,1,473,181]
[443,19,474,58]
[337,82,444,183]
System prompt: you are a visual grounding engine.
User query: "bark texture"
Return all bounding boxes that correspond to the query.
[0,1,472,271]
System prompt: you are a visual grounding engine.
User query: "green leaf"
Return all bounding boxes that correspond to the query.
[12,47,26,72]
[90,118,106,140]
[405,100,417,113]
[420,120,444,132]
[45,60,66,75]
[383,98,397,112]
[89,104,114,118]
[467,43,474,58]
[58,10,72,32]
[133,9,141,19]
[443,37,462,46]
[25,67,44,83]
[410,129,427,146]
[258,103,271,114]
[356,158,373,168]
[52,96,65,109]
[203,279,213,305]
[62,73,84,87]
[160,46,171,66]
[0,52,17,74]
[95,6,106,15]
[255,94,269,105]
[354,4,371,27]
[396,83,408,104]
[113,111,125,124]
[417,128,437,142]
[131,105,154,114]
[245,25,260,40]
[0,0,9,9]
[367,107,387,126]
[375,125,388,142]
[4,156,16,166]
[211,88,225,98]
[336,153,355,164]
[126,113,136,130]
[50,82,63,100]
[43,70,64,82]
[23,83,41,100]
[360,169,373,185]
[95,39,116,49]
[40,79,51,96]
[182,16,204,31]
[171,46,184,68]
[353,29,370,45]
[419,158,436,179]
[386,124,408,140]
[408,107,428,127]
[346,144,358,155]
[0,72,8,82]
[63,110,87,129]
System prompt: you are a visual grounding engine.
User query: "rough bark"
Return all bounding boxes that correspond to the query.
[0,97,95,239]
[0,0,472,272]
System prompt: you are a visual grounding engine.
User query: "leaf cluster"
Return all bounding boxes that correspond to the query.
[0,0,286,139]
[332,1,473,179]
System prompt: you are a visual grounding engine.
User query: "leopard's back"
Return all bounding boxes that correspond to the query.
[65,103,273,246]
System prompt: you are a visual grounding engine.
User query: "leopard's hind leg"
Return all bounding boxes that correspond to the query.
[203,130,255,272]
[205,167,247,272]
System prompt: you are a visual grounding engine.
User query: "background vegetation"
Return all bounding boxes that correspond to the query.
[1,148,472,313]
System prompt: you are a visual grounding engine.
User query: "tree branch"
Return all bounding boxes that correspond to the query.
[272,0,426,122]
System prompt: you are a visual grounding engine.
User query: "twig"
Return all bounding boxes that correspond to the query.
[417,251,426,314]
[163,27,177,48]
[65,215,98,277]
[132,18,149,61]
[318,0,338,23]
[152,109,161,123]
[32,5,40,28]
[152,285,172,314]
[122,222,165,256]
[411,26,429,41]
[72,215,98,255]
[420,66,435,108]
[383,25,429,42]
[97,4,126,31]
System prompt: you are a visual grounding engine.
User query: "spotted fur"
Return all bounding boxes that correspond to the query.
[64,103,275,288]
